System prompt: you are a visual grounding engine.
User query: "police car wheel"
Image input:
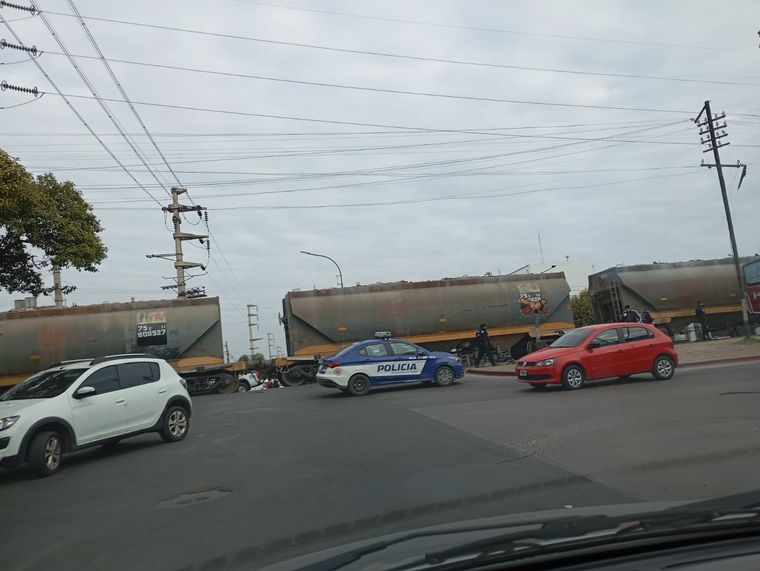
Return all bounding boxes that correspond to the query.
[347,374,371,396]
[433,366,455,387]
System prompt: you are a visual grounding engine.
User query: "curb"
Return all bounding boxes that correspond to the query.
[679,355,760,369]
[467,355,760,378]
[466,367,517,377]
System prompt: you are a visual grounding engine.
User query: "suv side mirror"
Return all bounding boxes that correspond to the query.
[74,386,97,399]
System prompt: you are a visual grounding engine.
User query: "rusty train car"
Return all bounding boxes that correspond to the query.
[0,297,244,394]
[276,273,574,385]
[588,257,760,335]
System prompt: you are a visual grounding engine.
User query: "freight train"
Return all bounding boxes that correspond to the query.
[588,256,760,336]
[0,297,245,394]
[275,273,575,385]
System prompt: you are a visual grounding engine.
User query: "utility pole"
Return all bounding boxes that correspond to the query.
[247,304,262,356]
[147,187,207,297]
[52,266,63,308]
[224,341,231,362]
[537,233,544,265]
[267,332,275,360]
[694,101,751,338]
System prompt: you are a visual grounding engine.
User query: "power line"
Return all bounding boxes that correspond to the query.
[0,119,680,137]
[60,122,699,202]
[33,5,172,199]
[37,43,760,88]
[35,89,695,139]
[87,124,699,206]
[0,17,164,207]
[65,0,183,188]
[62,1,250,303]
[94,170,704,211]
[21,121,696,173]
[239,1,750,53]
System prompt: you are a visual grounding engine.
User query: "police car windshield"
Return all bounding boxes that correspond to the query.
[0,369,87,400]
[550,328,594,348]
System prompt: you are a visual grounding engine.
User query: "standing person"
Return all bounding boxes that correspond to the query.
[640,309,654,324]
[695,301,712,340]
[474,323,497,367]
[621,305,641,322]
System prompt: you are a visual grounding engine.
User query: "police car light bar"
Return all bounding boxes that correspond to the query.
[374,331,392,339]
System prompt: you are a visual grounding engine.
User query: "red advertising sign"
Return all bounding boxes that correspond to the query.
[746,284,760,314]
[743,259,760,314]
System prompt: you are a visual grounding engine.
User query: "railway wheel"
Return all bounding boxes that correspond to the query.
[214,374,238,394]
[280,372,305,387]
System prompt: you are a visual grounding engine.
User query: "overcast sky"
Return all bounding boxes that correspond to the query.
[1,0,758,358]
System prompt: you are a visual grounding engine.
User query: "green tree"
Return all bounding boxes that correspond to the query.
[570,289,595,327]
[250,352,267,368]
[0,150,107,295]
[238,354,250,364]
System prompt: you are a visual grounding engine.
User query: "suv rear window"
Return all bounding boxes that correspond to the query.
[118,362,160,387]
[84,366,121,395]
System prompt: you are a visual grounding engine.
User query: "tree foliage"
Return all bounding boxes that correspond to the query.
[0,149,107,295]
[570,289,595,327]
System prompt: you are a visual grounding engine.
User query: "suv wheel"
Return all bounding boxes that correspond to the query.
[28,430,63,477]
[236,381,250,392]
[160,406,190,442]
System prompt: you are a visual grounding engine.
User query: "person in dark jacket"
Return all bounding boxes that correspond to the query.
[474,323,497,367]
[695,301,712,340]
[640,309,654,324]
[621,305,641,322]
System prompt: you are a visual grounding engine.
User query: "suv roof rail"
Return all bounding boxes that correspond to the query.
[48,358,95,368]
[90,353,158,365]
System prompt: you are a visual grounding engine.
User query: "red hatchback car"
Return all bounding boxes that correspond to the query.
[516,323,678,390]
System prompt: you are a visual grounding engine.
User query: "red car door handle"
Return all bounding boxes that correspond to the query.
[617,349,625,353]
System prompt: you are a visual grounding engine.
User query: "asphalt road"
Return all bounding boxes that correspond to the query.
[1,361,759,570]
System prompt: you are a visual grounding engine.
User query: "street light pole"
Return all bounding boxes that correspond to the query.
[300,250,344,288]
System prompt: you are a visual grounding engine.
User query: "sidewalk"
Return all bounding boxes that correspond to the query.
[467,336,760,377]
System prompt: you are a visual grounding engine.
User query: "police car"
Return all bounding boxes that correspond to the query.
[315,333,465,396]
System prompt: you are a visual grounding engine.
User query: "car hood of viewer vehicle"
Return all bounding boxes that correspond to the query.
[257,490,760,571]
[520,346,582,362]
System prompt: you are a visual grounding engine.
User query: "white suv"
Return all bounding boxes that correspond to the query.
[0,354,192,477]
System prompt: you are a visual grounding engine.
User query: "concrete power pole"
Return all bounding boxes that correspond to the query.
[694,101,751,338]
[147,187,208,297]
[52,266,64,308]
[224,341,231,363]
[247,304,262,356]
[267,332,275,360]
